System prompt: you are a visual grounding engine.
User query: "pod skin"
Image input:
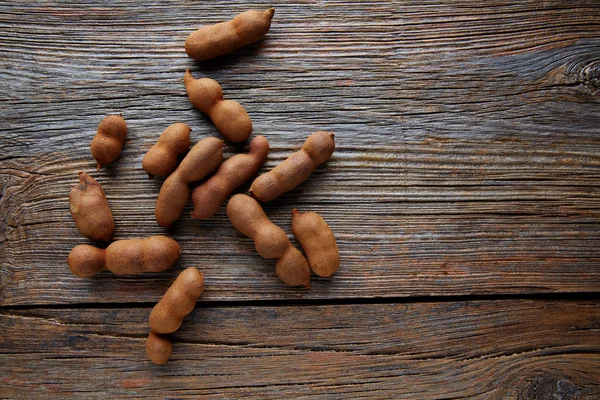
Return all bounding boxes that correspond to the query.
[67,236,181,277]
[226,194,311,287]
[184,69,252,143]
[149,267,205,334]
[185,8,275,61]
[69,171,114,241]
[292,209,340,277]
[91,114,127,170]
[142,123,191,179]
[146,332,172,365]
[191,135,269,220]
[250,131,335,202]
[155,136,224,227]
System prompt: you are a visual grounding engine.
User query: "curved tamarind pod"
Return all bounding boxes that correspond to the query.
[155,136,224,227]
[149,267,205,334]
[185,8,275,61]
[292,209,340,277]
[191,135,269,220]
[227,194,310,288]
[142,123,191,179]
[250,131,335,202]
[184,69,252,143]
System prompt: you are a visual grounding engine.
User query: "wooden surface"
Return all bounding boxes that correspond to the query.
[2,299,600,398]
[1,0,599,397]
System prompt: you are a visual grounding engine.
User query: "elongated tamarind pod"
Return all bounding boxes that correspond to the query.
[184,69,252,143]
[67,236,181,278]
[250,131,335,202]
[185,8,275,61]
[149,267,205,334]
[226,194,311,287]
[142,123,191,178]
[191,135,269,220]
[155,136,224,227]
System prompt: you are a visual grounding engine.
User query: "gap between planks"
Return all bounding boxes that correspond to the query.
[2,291,599,311]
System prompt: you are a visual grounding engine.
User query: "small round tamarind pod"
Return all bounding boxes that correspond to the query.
[142,123,191,179]
[226,194,310,288]
[69,171,114,241]
[67,244,106,278]
[185,8,275,61]
[250,131,335,202]
[149,267,205,334]
[155,136,224,227]
[191,135,269,220]
[292,209,340,277]
[146,331,172,365]
[91,114,127,170]
[184,69,252,143]
[67,236,181,277]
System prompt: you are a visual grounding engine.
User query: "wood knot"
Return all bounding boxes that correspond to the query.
[517,373,587,400]
[579,61,600,95]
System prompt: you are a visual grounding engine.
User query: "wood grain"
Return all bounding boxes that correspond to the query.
[1,0,600,305]
[1,299,599,398]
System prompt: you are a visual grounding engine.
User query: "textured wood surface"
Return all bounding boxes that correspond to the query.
[1,299,599,398]
[1,0,599,397]
[1,0,599,305]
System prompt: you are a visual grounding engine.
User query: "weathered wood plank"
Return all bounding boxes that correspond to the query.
[1,299,598,398]
[1,0,600,304]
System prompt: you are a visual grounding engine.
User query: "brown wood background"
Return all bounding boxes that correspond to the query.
[1,0,599,397]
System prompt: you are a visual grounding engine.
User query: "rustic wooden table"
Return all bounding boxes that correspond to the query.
[1,1,599,398]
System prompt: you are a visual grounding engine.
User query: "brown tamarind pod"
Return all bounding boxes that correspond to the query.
[185,8,275,61]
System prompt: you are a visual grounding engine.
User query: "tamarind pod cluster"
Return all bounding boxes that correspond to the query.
[185,8,275,61]
[155,136,224,227]
[67,236,181,277]
[191,135,269,220]
[250,131,335,202]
